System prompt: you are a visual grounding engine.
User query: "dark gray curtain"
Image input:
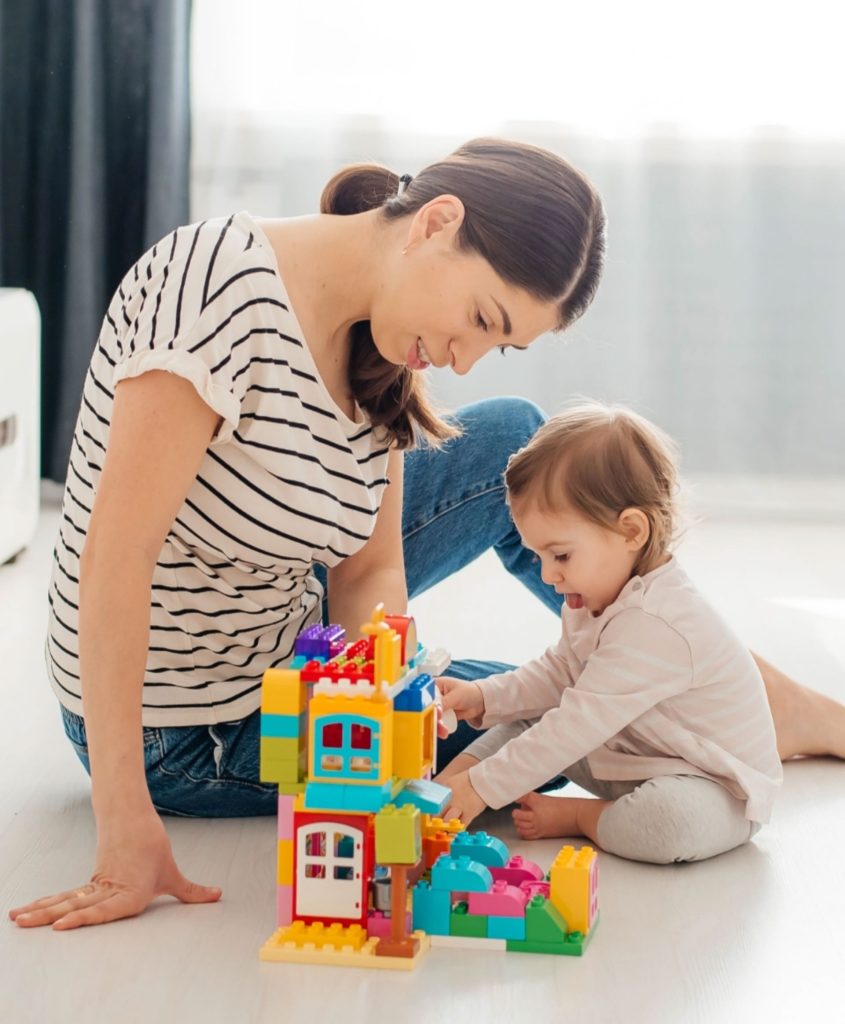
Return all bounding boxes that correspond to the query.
[0,0,192,481]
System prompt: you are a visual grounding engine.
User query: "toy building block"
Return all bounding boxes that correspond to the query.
[392,706,435,778]
[262,668,307,715]
[422,830,454,869]
[367,911,412,938]
[276,885,293,926]
[525,894,569,944]
[422,815,464,838]
[277,839,294,885]
[261,926,431,971]
[411,881,451,936]
[550,844,599,936]
[489,854,544,886]
[487,915,526,941]
[393,778,451,815]
[261,712,306,739]
[430,935,507,951]
[277,794,295,839]
[393,672,435,712]
[295,624,346,661]
[374,805,421,864]
[468,880,529,918]
[430,854,493,893]
[451,831,509,868]
[417,647,451,677]
[450,902,488,939]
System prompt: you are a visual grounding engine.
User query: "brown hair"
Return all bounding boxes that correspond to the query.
[320,138,606,449]
[505,402,681,575]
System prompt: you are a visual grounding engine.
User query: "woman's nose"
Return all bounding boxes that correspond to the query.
[450,337,491,375]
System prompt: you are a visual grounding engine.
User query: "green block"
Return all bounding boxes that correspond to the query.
[507,911,599,957]
[374,804,422,864]
[525,894,569,943]
[260,736,302,762]
[260,748,306,784]
[450,904,488,938]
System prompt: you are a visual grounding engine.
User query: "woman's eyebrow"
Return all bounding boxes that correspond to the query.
[491,297,512,336]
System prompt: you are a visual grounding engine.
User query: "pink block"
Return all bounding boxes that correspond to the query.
[490,855,544,886]
[468,880,529,918]
[520,881,551,900]
[367,911,412,938]
[277,795,295,839]
[276,885,293,926]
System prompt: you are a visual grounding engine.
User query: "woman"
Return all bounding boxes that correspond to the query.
[11,138,843,931]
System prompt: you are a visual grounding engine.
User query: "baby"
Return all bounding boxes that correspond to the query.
[436,402,782,864]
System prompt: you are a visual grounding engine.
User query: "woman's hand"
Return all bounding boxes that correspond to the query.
[9,808,221,930]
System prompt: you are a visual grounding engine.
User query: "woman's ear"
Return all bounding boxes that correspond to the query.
[618,507,650,552]
[405,195,465,249]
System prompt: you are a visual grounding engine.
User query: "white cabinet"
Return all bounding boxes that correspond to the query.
[0,289,41,564]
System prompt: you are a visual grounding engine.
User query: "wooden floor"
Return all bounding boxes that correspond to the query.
[3,499,845,1024]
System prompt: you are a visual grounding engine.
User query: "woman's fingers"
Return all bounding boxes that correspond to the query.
[11,884,115,928]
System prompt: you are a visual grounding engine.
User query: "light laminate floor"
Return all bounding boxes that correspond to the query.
[2,498,845,1024]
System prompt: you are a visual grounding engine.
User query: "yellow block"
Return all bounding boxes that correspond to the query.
[392,708,434,779]
[261,668,306,715]
[277,839,294,885]
[549,844,598,935]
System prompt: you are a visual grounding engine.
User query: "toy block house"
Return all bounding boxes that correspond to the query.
[259,605,599,970]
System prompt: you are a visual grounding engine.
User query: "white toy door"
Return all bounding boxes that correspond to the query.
[296,822,364,920]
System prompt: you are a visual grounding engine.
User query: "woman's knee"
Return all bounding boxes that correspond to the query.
[456,396,546,458]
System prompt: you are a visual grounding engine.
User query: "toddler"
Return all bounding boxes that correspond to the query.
[436,402,782,864]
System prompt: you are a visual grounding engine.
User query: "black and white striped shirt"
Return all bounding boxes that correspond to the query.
[47,212,391,725]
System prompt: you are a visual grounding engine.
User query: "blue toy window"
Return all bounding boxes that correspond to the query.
[315,715,380,780]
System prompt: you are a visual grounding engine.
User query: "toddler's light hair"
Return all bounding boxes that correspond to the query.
[505,401,682,574]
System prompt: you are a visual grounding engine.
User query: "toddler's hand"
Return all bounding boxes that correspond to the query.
[442,770,487,826]
[436,677,485,739]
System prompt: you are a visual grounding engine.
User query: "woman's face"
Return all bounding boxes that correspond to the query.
[369,197,560,376]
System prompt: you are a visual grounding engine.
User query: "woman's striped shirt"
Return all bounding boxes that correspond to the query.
[47,212,391,726]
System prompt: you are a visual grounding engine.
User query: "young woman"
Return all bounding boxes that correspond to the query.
[11,138,842,930]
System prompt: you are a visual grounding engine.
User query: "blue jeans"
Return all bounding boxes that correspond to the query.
[60,396,563,816]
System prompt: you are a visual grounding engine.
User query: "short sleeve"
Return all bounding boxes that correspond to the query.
[109,222,280,446]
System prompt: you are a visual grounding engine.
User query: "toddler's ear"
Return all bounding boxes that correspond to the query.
[618,507,650,551]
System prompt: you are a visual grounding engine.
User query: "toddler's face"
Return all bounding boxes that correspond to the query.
[512,502,639,616]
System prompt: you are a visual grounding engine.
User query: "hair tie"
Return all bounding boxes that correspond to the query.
[398,174,413,196]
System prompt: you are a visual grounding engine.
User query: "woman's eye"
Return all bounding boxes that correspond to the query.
[476,311,489,333]
[497,345,507,356]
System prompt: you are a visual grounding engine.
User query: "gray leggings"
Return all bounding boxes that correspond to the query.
[465,724,759,864]
[563,757,759,864]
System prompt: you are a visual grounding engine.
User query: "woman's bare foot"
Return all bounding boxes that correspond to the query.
[755,654,845,760]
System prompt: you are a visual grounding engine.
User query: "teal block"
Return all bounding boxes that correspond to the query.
[488,914,526,940]
[261,712,305,738]
[430,854,493,893]
[451,830,510,867]
[393,778,451,815]
[412,882,451,935]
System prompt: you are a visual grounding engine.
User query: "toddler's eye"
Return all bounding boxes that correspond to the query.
[554,553,570,563]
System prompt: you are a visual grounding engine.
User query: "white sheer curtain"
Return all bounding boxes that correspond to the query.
[191,0,845,495]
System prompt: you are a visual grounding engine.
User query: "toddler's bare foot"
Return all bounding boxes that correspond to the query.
[512,792,580,841]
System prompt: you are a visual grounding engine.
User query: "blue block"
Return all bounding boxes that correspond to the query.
[412,882,452,935]
[488,914,526,940]
[393,778,450,815]
[260,712,304,739]
[451,831,510,868]
[394,673,436,712]
[431,854,494,893]
[303,780,395,814]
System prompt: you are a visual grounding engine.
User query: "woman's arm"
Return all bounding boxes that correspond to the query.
[11,371,222,929]
[327,447,407,635]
